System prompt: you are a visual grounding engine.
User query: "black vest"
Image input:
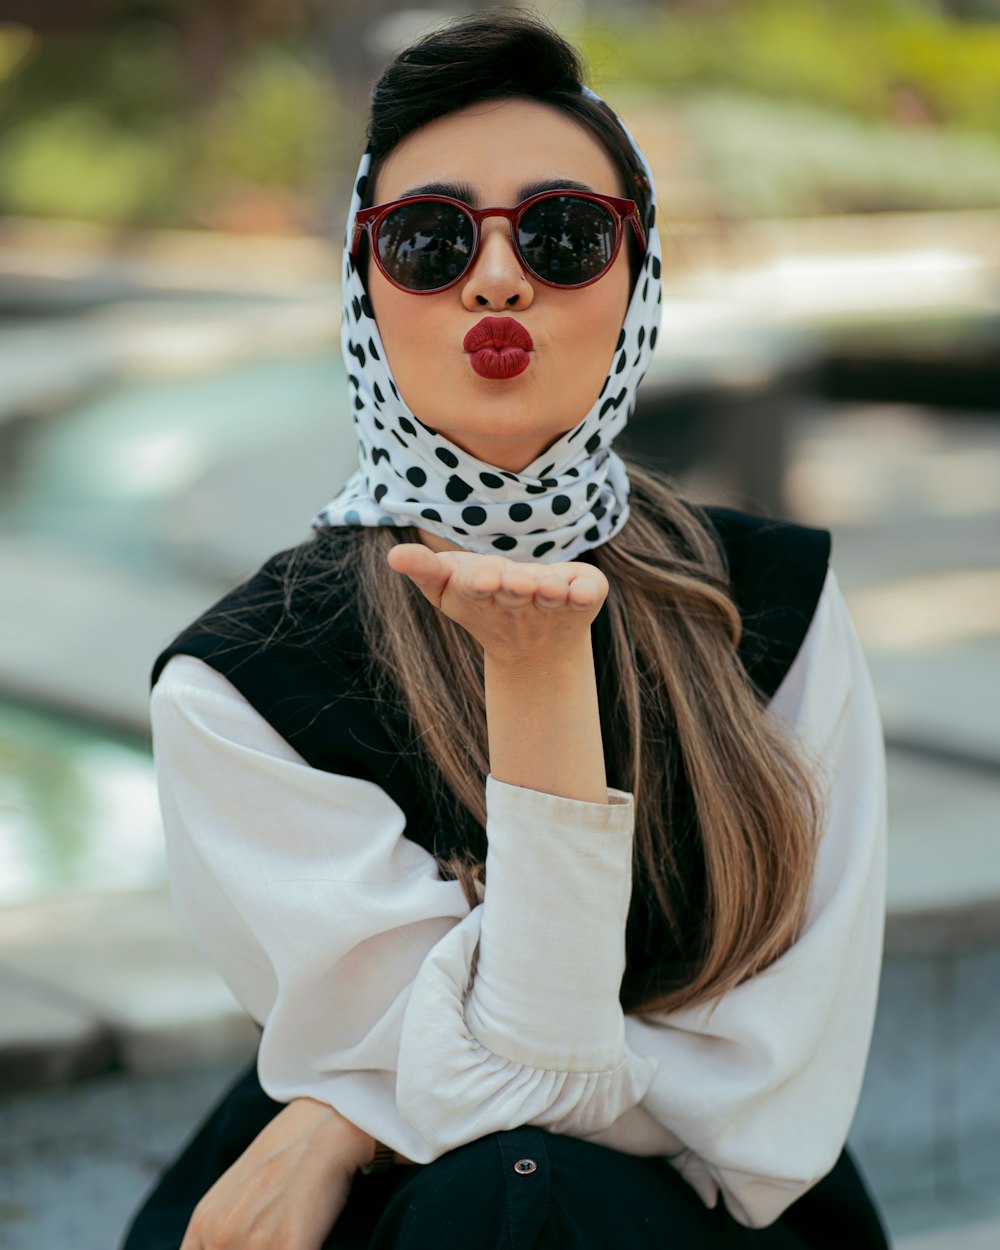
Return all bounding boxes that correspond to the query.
[151,504,831,1007]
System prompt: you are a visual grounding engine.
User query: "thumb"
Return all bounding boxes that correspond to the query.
[386,543,451,606]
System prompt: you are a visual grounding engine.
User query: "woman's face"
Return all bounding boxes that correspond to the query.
[365,96,632,474]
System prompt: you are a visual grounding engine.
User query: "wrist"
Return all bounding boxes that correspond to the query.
[294,1096,375,1172]
[483,633,593,678]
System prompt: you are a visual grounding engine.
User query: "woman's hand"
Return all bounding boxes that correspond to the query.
[179,1097,396,1250]
[388,542,610,803]
[386,543,608,663]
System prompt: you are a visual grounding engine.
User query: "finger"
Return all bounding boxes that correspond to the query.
[566,575,604,609]
[534,570,570,609]
[386,543,450,606]
[452,559,503,601]
[493,565,540,609]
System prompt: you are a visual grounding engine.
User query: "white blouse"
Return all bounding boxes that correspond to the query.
[149,563,887,1230]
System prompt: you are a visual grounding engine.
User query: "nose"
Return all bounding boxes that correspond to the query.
[460,215,534,310]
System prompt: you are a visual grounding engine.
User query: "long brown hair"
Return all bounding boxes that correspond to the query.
[334,457,825,1017]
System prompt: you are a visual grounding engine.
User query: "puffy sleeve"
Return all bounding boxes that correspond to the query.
[148,651,657,1169]
[577,564,889,1228]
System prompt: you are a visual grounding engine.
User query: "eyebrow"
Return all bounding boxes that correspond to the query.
[395,178,597,204]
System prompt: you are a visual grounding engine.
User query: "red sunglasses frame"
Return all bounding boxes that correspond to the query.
[350,188,647,294]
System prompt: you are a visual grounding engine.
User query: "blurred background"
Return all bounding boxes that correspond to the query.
[0,2,997,1248]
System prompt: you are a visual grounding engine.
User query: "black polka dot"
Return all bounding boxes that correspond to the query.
[446,475,473,502]
[538,464,555,478]
[373,484,388,502]
[421,508,442,522]
[586,483,599,500]
[399,417,416,436]
[592,501,607,520]
[533,541,555,558]
[585,526,600,542]
[368,337,380,361]
[348,374,360,389]
[565,467,580,478]
[354,395,364,410]
[492,535,517,551]
[585,433,601,455]
[650,326,658,349]
[361,294,373,319]
[480,472,504,488]
[525,483,547,495]
[406,467,427,487]
[462,505,487,526]
[500,471,519,482]
[391,430,408,448]
[652,256,661,280]
[540,477,559,488]
[616,328,625,351]
[509,503,533,522]
[351,296,362,321]
[373,382,384,404]
[436,448,459,468]
[373,417,384,430]
[599,397,614,419]
[642,278,649,301]
[637,326,645,347]
[551,495,571,515]
[356,174,368,199]
[453,526,468,536]
[389,380,399,398]
[372,447,390,465]
[615,351,627,374]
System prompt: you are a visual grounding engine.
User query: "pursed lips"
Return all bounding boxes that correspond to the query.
[463,316,534,353]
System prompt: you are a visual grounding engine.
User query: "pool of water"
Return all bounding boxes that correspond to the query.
[1,337,359,904]
[0,699,164,907]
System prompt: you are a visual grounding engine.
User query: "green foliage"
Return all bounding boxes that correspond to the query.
[1,3,998,227]
[194,45,337,189]
[0,24,342,229]
[0,105,175,221]
[580,2,1000,139]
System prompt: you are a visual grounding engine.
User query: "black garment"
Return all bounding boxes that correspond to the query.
[120,1059,889,1250]
[122,503,891,1247]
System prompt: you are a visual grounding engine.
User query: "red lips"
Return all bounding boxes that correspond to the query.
[464,316,533,380]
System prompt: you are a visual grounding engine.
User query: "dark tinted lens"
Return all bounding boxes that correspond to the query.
[376,201,474,290]
[517,196,617,285]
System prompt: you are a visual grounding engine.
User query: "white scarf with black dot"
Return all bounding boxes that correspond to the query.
[310,84,663,563]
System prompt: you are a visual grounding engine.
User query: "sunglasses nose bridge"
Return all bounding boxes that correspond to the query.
[466,206,524,273]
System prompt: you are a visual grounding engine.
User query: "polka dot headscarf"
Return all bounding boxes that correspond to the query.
[310,84,663,563]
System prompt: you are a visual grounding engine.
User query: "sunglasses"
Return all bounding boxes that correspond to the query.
[351,188,647,294]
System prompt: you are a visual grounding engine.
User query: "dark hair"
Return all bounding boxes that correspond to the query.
[353,7,653,292]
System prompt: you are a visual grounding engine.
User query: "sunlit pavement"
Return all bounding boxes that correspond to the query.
[0,217,998,1249]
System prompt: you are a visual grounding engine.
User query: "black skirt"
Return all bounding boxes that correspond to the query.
[119,1058,890,1250]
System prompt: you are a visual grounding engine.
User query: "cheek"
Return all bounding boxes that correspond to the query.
[366,279,436,377]
[564,269,630,373]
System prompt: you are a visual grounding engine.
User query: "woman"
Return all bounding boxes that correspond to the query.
[121,10,890,1250]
